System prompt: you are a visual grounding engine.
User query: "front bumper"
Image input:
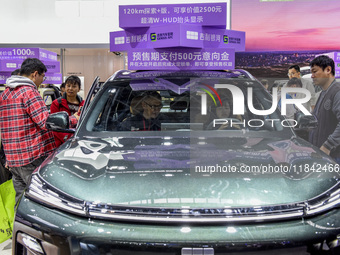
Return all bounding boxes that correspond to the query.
[13,197,340,254]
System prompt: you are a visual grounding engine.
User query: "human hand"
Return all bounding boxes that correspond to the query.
[218,123,229,130]
[73,112,80,121]
[320,145,330,155]
[73,106,83,121]
[78,106,83,115]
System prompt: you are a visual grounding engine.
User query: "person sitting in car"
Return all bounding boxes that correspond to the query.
[129,95,144,116]
[119,91,168,131]
[207,99,243,130]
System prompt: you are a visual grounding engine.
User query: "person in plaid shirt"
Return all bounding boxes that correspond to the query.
[0,58,79,203]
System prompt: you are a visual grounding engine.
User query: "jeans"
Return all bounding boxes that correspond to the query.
[9,156,47,205]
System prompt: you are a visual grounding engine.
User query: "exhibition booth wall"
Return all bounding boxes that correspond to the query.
[0,0,229,96]
[0,0,339,96]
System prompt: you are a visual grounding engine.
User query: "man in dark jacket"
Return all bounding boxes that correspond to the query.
[309,55,340,163]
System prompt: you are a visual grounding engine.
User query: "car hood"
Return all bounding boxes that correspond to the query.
[38,135,339,208]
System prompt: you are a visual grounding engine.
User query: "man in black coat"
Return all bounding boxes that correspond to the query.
[309,55,340,163]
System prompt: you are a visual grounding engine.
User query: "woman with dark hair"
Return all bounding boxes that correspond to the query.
[207,99,243,130]
[50,75,84,147]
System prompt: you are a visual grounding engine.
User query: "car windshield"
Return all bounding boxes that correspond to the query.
[80,71,292,137]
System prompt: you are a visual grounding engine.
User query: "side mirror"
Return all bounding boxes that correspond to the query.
[46,112,75,133]
[294,111,318,130]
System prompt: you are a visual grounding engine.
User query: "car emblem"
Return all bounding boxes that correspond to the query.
[181,247,214,255]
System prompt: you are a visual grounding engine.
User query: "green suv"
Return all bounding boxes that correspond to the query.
[12,70,340,255]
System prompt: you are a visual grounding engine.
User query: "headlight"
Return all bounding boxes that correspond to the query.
[25,173,340,223]
[306,186,340,216]
[26,174,87,216]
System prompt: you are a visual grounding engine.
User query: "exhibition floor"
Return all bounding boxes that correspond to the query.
[0,239,11,255]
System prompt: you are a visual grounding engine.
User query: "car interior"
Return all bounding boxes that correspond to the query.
[89,77,283,133]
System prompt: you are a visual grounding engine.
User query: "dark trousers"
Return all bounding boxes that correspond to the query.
[0,142,11,184]
[10,156,47,204]
[0,161,11,185]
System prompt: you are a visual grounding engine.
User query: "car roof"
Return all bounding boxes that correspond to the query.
[107,69,256,82]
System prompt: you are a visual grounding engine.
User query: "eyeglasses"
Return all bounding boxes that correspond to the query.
[144,101,163,110]
[39,73,46,81]
[32,72,47,81]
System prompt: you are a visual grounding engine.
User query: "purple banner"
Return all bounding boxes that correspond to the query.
[110,24,245,52]
[336,52,340,62]
[0,59,60,73]
[119,3,227,29]
[44,73,62,84]
[316,51,340,61]
[127,48,235,71]
[0,72,62,84]
[0,72,11,84]
[0,60,22,72]
[335,63,340,78]
[0,48,57,61]
[315,52,340,78]
[43,61,61,73]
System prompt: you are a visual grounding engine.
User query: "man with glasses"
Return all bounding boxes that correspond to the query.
[0,58,78,203]
[119,91,168,131]
[286,64,316,111]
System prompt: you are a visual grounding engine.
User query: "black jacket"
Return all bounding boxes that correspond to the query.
[119,113,168,131]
